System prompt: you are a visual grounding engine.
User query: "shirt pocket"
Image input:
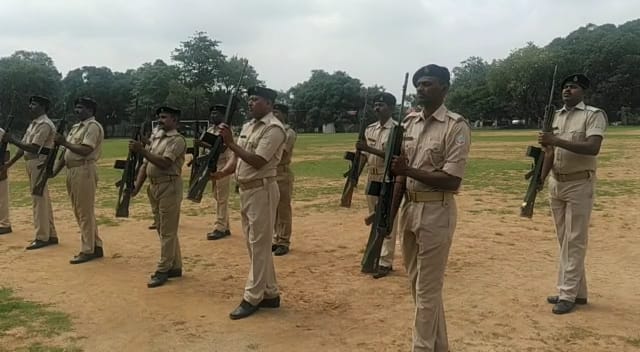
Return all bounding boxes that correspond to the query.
[403,138,417,161]
[568,129,586,142]
[426,140,445,168]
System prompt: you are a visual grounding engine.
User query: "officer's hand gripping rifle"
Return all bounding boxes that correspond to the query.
[340,91,369,208]
[361,73,409,273]
[520,65,558,218]
[187,59,249,203]
[32,113,67,196]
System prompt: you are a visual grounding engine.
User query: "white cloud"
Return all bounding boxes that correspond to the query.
[0,0,637,98]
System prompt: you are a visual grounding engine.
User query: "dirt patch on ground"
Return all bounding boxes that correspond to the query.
[2,131,640,351]
[1,188,640,351]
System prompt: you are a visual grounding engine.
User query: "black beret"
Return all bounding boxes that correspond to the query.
[74,97,97,111]
[561,73,590,89]
[29,95,51,107]
[247,86,278,102]
[412,64,451,87]
[209,104,227,113]
[372,92,396,107]
[156,106,181,116]
[273,103,289,114]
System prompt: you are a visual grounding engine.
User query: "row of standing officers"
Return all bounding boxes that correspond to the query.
[0,63,607,352]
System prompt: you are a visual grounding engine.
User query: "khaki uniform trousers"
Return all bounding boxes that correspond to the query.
[549,175,594,302]
[0,177,10,228]
[25,159,57,241]
[66,163,102,253]
[273,168,294,247]
[399,196,457,352]
[239,180,280,305]
[211,174,231,231]
[367,174,397,268]
[148,177,183,272]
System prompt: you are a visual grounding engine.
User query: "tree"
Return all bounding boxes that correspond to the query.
[0,51,62,130]
[171,31,225,90]
[288,70,366,131]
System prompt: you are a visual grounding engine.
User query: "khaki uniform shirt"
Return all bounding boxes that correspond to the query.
[402,105,471,193]
[22,114,55,160]
[63,117,104,163]
[235,112,286,182]
[145,129,186,178]
[551,101,607,174]
[364,118,397,176]
[277,125,297,167]
[205,124,232,170]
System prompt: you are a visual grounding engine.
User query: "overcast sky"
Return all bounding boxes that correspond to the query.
[0,0,638,98]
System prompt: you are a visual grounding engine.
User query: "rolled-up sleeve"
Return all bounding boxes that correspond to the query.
[442,121,471,178]
[254,126,285,161]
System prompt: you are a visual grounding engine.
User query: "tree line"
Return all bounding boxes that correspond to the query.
[1,19,639,136]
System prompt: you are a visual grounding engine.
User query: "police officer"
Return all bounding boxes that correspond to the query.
[198,104,232,240]
[538,73,607,315]
[390,65,471,352]
[1,96,58,249]
[0,127,11,235]
[272,103,297,256]
[131,106,186,288]
[356,92,398,278]
[213,86,285,320]
[53,97,105,263]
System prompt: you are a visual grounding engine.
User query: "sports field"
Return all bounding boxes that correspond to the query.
[1,128,639,352]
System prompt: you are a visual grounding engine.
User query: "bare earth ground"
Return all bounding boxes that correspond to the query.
[2,133,640,351]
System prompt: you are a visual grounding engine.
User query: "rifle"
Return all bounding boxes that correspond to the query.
[340,90,369,208]
[114,99,145,218]
[520,65,558,218]
[187,59,248,203]
[0,96,16,179]
[32,110,68,196]
[361,73,409,273]
[187,97,201,187]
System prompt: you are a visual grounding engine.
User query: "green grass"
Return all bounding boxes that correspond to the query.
[0,288,81,352]
[7,128,639,218]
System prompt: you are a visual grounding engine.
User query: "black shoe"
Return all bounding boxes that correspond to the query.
[94,246,104,258]
[552,300,576,314]
[271,244,278,252]
[26,238,57,250]
[273,245,289,256]
[259,296,281,308]
[70,252,99,264]
[147,272,169,288]
[547,296,587,305]
[229,300,259,320]
[207,229,230,240]
[373,266,392,279]
[150,268,182,279]
[148,224,157,230]
[0,227,12,235]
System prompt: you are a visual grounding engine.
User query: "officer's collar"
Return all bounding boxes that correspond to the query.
[421,104,447,122]
[163,128,179,136]
[560,101,586,113]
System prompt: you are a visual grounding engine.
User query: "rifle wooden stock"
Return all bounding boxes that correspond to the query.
[32,117,67,197]
[520,65,557,218]
[340,92,369,208]
[361,73,409,273]
[115,126,142,218]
